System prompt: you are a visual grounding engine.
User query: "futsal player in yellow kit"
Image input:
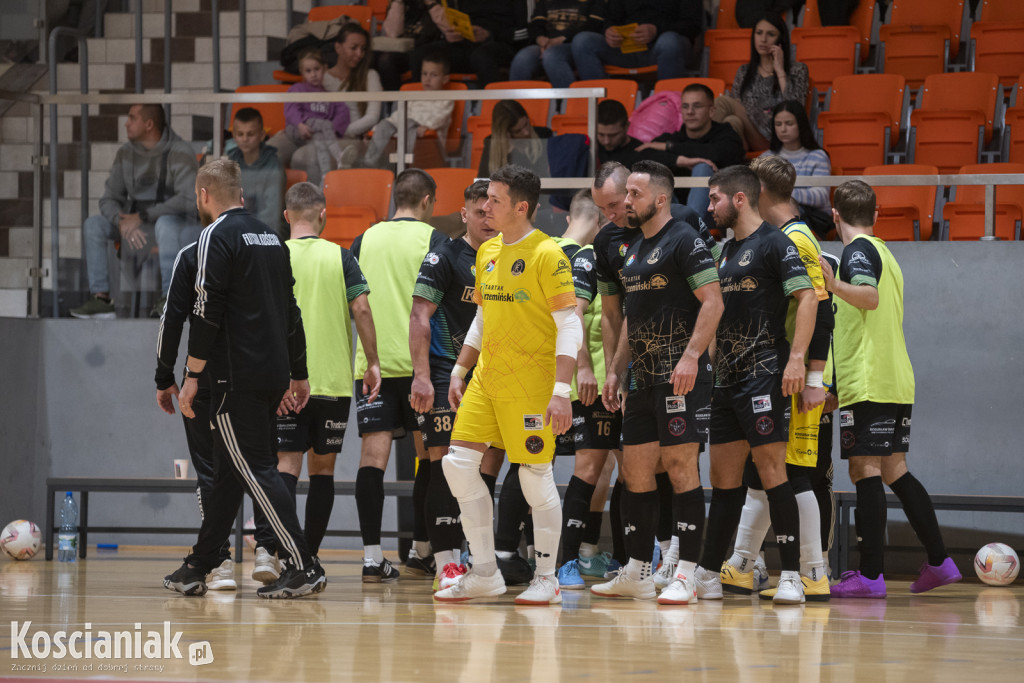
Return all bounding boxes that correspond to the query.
[433,164,583,605]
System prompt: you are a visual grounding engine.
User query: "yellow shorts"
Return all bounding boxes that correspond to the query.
[786,393,823,467]
[451,380,555,464]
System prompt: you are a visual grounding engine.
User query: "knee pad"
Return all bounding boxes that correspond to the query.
[442,446,485,501]
[518,462,561,513]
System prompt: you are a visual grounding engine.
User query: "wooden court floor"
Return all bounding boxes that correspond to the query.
[2,547,1023,682]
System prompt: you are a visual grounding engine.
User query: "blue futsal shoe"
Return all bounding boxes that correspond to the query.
[557,560,585,590]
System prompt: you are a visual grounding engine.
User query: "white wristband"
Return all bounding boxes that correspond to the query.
[451,365,469,380]
[552,382,571,399]
[805,370,824,388]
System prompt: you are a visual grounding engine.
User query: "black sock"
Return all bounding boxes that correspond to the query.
[765,481,801,572]
[625,489,659,564]
[655,472,673,543]
[673,487,706,564]
[355,466,386,547]
[585,510,604,546]
[610,480,626,563]
[413,457,431,545]
[699,486,746,570]
[889,472,947,566]
[495,463,529,553]
[304,474,334,556]
[561,476,596,562]
[427,460,462,552]
[481,472,498,500]
[279,471,298,506]
[855,476,887,579]
[814,478,835,554]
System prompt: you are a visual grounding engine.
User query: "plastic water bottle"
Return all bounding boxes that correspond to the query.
[57,492,78,562]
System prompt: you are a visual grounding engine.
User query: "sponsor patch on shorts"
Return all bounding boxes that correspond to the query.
[524,414,544,430]
[665,396,686,413]
[755,416,774,435]
[841,430,856,449]
[840,410,854,427]
[525,435,545,454]
[752,395,772,413]
[668,417,686,436]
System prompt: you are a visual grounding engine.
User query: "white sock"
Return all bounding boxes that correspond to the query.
[676,559,697,580]
[658,538,671,557]
[730,489,771,570]
[435,549,454,569]
[579,543,598,559]
[364,545,383,565]
[496,550,516,560]
[530,506,561,577]
[625,557,652,580]
[414,540,431,558]
[458,491,496,572]
[796,490,825,580]
[527,544,535,560]
[666,536,680,564]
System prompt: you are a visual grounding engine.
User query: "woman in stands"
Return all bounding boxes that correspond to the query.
[323,23,383,141]
[713,12,809,152]
[760,99,832,236]
[478,100,552,177]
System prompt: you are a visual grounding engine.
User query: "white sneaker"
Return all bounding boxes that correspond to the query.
[754,554,770,592]
[653,559,678,588]
[658,572,698,605]
[694,566,723,600]
[433,569,507,603]
[252,547,281,584]
[515,574,562,605]
[773,571,806,604]
[206,559,237,591]
[590,571,656,600]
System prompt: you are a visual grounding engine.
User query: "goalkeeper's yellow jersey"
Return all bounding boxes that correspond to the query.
[472,229,578,402]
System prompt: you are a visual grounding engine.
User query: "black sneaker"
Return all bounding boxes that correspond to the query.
[164,562,208,596]
[496,553,534,586]
[256,560,326,599]
[362,558,401,583]
[404,554,437,578]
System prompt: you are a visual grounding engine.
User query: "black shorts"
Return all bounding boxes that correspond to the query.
[622,383,711,447]
[555,399,624,455]
[276,396,352,454]
[415,367,457,449]
[710,375,790,447]
[839,402,912,458]
[355,376,419,437]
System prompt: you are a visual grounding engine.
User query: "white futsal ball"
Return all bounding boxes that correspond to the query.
[243,516,257,550]
[1,520,41,560]
[974,543,1020,586]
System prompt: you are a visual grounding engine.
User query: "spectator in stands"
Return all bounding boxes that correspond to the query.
[759,99,833,237]
[734,0,804,28]
[362,49,454,168]
[571,0,701,81]
[324,24,383,144]
[268,49,351,186]
[227,108,286,237]
[712,12,809,152]
[509,0,603,88]
[377,0,443,90]
[409,1,518,86]
[478,100,553,177]
[596,99,676,168]
[70,104,199,319]
[637,84,746,212]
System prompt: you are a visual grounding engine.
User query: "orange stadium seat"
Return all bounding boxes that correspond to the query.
[908,72,999,173]
[817,74,907,174]
[878,25,950,89]
[863,163,940,241]
[423,167,478,216]
[978,0,1024,21]
[716,0,740,29]
[400,81,469,157]
[654,77,726,98]
[321,206,377,248]
[551,79,639,136]
[792,26,861,96]
[887,0,965,59]
[232,84,291,136]
[1006,106,1024,163]
[284,169,307,191]
[366,0,389,22]
[704,28,752,85]
[914,71,1000,144]
[307,5,374,32]
[969,22,1024,88]
[322,168,394,224]
[943,163,1024,240]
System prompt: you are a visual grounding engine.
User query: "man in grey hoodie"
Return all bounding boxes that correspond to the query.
[71,104,199,318]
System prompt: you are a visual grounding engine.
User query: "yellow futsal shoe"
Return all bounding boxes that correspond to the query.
[720,560,754,595]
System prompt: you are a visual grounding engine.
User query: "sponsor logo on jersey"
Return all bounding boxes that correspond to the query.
[739,249,753,266]
[755,416,774,435]
[650,274,668,289]
[668,417,686,436]
[740,276,757,291]
[525,435,545,454]
[840,410,854,427]
[849,251,871,267]
[242,232,281,247]
[619,243,629,257]
[461,286,475,302]
[553,258,571,276]
[625,254,636,267]
[485,259,496,272]
[471,265,476,277]
[524,414,544,430]
[425,252,440,265]
[511,258,526,276]
[666,396,686,413]
[513,288,531,302]
[646,247,662,264]
[694,238,706,251]
[752,395,772,413]
[785,246,799,260]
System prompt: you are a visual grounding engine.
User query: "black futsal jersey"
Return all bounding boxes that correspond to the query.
[620,219,719,390]
[412,237,477,369]
[715,222,813,388]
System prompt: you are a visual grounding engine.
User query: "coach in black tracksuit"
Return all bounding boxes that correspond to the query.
[170,158,324,598]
